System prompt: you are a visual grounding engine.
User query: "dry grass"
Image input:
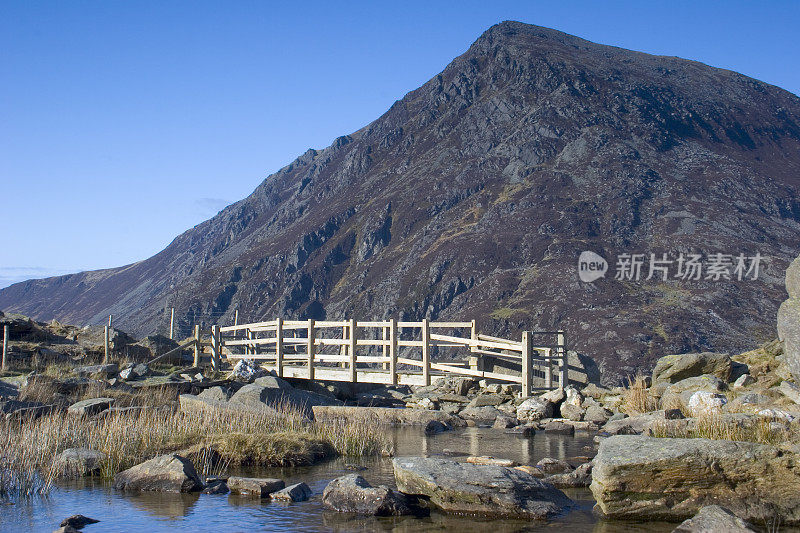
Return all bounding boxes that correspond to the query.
[0,393,391,498]
[620,374,657,414]
[650,413,792,445]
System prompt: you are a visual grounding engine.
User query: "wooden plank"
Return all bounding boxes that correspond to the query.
[356,321,389,328]
[422,318,430,386]
[473,338,523,351]
[428,321,473,328]
[313,320,349,328]
[428,332,470,345]
[193,325,201,368]
[356,356,390,363]
[349,318,357,382]
[429,362,522,382]
[307,319,315,381]
[522,331,532,397]
[397,340,423,347]
[276,318,283,378]
[355,339,388,347]
[397,321,423,328]
[279,366,426,386]
[211,325,220,371]
[103,325,110,364]
[397,357,424,367]
[220,320,276,333]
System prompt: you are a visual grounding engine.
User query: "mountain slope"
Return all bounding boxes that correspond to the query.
[3,21,800,384]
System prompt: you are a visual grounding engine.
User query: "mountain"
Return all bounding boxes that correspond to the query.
[2,21,800,384]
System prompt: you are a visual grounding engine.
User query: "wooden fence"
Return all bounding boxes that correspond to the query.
[206,318,567,396]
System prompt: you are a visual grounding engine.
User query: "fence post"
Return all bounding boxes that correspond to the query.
[382,324,389,370]
[193,325,201,367]
[349,318,357,382]
[211,325,220,372]
[108,315,113,328]
[245,328,252,356]
[544,348,553,389]
[276,317,284,378]
[468,319,481,372]
[558,330,568,389]
[389,318,397,386]
[2,325,8,371]
[169,308,175,340]
[307,319,315,381]
[103,325,110,364]
[422,318,430,386]
[234,309,239,326]
[522,331,532,397]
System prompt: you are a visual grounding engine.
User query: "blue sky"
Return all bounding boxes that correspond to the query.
[1,1,798,289]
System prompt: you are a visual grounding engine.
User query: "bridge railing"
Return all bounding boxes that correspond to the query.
[208,318,567,395]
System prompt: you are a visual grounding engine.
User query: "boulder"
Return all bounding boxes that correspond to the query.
[73,364,119,379]
[67,397,114,417]
[777,297,800,384]
[271,482,312,502]
[584,405,612,425]
[178,393,281,417]
[733,374,756,389]
[686,391,727,416]
[59,515,99,529]
[197,386,231,402]
[228,359,268,382]
[544,420,574,435]
[672,505,757,532]
[466,456,517,467]
[582,383,611,399]
[564,385,583,407]
[591,435,800,523]
[493,415,518,429]
[53,448,106,478]
[393,457,572,519]
[227,476,285,497]
[535,457,573,475]
[787,254,800,299]
[202,480,229,494]
[541,388,566,404]
[424,419,449,434]
[113,454,203,492]
[516,397,553,421]
[458,405,505,423]
[312,405,464,427]
[652,353,732,387]
[322,474,413,516]
[779,380,800,405]
[229,382,337,418]
[659,375,727,410]
[545,462,592,489]
[560,403,584,421]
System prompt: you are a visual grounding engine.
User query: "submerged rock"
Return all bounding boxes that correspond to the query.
[322,474,413,516]
[113,454,203,493]
[393,456,572,519]
[672,505,757,532]
[591,435,800,524]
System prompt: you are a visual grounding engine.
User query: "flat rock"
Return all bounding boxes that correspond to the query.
[393,456,572,519]
[545,462,592,489]
[322,474,413,516]
[201,480,229,494]
[591,435,800,524]
[536,457,573,474]
[271,482,313,502]
[113,454,203,493]
[67,397,115,417]
[229,382,337,418]
[53,448,106,478]
[227,476,285,497]
[544,420,574,435]
[458,405,505,423]
[672,505,757,532]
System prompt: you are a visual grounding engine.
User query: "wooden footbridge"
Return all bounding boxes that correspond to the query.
[203,319,567,395]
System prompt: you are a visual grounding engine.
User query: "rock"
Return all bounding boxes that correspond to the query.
[468,393,506,407]
[73,364,119,379]
[493,415,518,428]
[564,385,583,407]
[227,476,285,497]
[652,353,732,386]
[584,405,612,425]
[119,367,136,380]
[59,515,99,528]
[466,456,517,467]
[560,403,584,421]
[197,386,231,402]
[514,465,544,478]
[271,482,312,502]
[787,255,800,299]
[535,457,573,474]
[458,405,505,423]
[687,391,727,416]
[672,505,757,532]
[253,375,293,389]
[544,420,574,435]
[424,419,449,434]
[516,397,553,421]
[541,388,566,404]
[757,408,795,422]
[322,474,413,516]
[733,374,755,389]
[591,435,800,523]
[113,454,203,492]
[179,393,281,417]
[545,462,592,488]
[659,375,727,409]
[229,382,337,418]
[505,424,535,436]
[201,480,229,494]
[779,380,800,404]
[67,397,115,417]
[228,359,268,382]
[582,383,611,399]
[393,456,572,519]
[777,298,800,384]
[53,448,106,478]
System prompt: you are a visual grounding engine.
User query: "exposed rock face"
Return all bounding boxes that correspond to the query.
[779,254,800,383]
[322,474,413,516]
[113,454,203,492]
[591,435,800,524]
[393,456,572,519]
[652,353,732,387]
[3,22,800,384]
[672,505,757,533]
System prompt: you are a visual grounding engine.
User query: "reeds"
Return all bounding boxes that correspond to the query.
[620,374,657,414]
[650,412,791,445]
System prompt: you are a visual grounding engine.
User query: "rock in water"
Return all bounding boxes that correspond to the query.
[322,474,413,516]
[53,448,107,478]
[227,476,285,498]
[591,435,800,524]
[113,454,203,492]
[672,505,757,532]
[393,456,572,519]
[59,515,99,528]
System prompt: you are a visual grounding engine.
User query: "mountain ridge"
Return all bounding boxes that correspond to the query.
[3,21,800,384]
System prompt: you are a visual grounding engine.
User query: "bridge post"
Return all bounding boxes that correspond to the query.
[103,326,110,364]
[349,318,357,382]
[389,318,397,386]
[422,318,431,386]
[558,330,568,389]
[193,325,200,367]
[307,319,315,381]
[245,328,252,356]
[211,325,220,372]
[276,317,284,378]
[545,348,553,389]
[521,331,532,397]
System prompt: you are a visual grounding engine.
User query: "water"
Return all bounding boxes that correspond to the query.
[1,428,680,532]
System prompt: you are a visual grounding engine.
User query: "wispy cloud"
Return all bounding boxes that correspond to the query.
[0,267,84,290]
[194,198,231,218]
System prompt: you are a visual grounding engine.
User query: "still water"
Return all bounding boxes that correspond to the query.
[2,428,680,532]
